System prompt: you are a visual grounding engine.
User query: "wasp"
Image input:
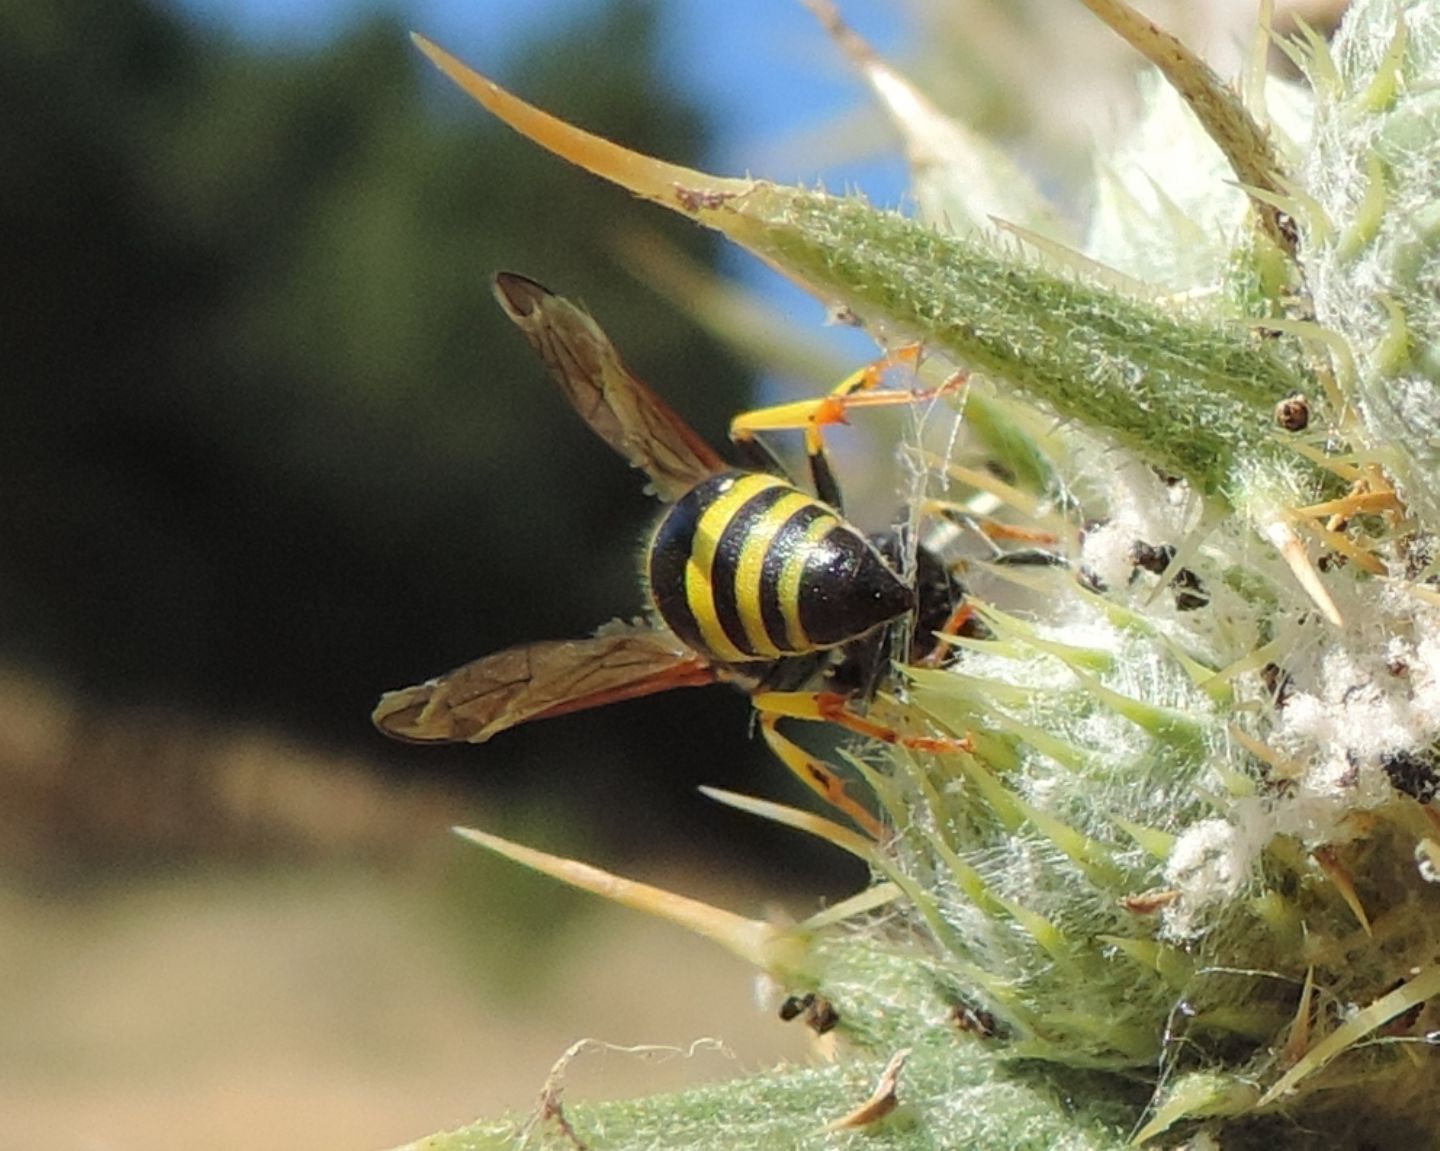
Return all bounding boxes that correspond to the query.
[372,273,968,834]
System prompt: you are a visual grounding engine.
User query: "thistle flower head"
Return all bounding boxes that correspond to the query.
[399,4,1440,1147]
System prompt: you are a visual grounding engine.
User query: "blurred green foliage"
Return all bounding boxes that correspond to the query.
[1,0,840,854]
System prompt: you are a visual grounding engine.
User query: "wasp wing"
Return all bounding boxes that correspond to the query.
[493,272,726,502]
[372,622,718,744]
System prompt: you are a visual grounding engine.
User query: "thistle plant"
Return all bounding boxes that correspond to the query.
[392,2,1440,1147]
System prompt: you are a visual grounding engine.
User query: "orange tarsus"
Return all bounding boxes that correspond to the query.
[917,603,979,668]
[816,692,974,755]
[976,521,1059,545]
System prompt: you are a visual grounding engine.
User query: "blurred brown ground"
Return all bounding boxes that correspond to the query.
[0,668,820,1150]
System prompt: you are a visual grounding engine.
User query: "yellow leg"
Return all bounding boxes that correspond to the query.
[730,345,959,456]
[755,689,972,755]
[759,712,883,839]
[755,690,973,837]
[729,348,965,508]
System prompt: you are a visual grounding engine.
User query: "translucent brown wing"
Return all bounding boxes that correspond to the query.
[372,622,718,744]
[493,272,726,501]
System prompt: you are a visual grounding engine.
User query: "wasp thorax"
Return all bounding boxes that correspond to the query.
[647,471,913,665]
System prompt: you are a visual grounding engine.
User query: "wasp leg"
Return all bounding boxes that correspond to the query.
[753,692,973,841]
[974,520,1062,547]
[757,689,974,754]
[926,501,1064,552]
[758,710,884,839]
[729,347,964,512]
[917,601,986,667]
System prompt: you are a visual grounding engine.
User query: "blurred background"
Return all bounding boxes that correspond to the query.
[0,1,1347,1147]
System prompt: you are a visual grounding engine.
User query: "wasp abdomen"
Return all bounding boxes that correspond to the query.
[648,472,913,665]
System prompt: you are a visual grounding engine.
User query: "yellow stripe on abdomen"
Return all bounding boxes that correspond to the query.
[684,473,788,663]
[777,512,841,651]
[731,489,816,658]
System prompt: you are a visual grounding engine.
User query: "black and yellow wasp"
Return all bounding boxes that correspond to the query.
[372,273,967,834]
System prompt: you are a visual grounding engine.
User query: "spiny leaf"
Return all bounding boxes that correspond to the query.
[410,35,1316,505]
